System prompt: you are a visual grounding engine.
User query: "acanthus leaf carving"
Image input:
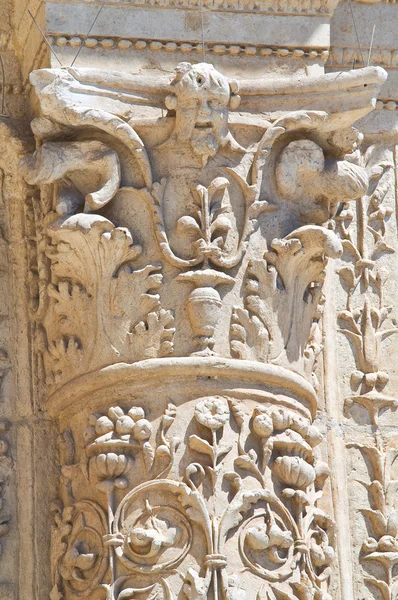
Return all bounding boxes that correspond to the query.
[43,215,174,390]
[231,226,340,377]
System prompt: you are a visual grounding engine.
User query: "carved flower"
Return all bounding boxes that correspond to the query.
[274,456,315,490]
[129,516,180,558]
[252,406,273,438]
[244,507,293,567]
[62,539,98,581]
[59,502,107,594]
[194,396,230,430]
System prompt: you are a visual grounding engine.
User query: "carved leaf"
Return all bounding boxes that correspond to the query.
[360,509,387,538]
[132,309,175,360]
[176,216,202,237]
[218,443,233,460]
[365,577,391,600]
[189,435,215,461]
[113,265,162,321]
[270,587,297,600]
[230,307,269,362]
[234,454,263,484]
[337,266,355,289]
[45,337,84,387]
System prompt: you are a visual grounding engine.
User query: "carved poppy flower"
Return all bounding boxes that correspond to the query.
[89,452,131,480]
[274,456,315,490]
[194,396,230,430]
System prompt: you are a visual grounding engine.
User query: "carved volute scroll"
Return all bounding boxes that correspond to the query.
[20,61,387,600]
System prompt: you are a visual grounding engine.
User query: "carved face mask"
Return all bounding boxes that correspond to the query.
[167,63,231,158]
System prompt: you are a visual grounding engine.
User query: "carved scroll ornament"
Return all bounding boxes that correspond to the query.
[20,61,386,600]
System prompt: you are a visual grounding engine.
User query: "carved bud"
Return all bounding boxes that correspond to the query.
[252,407,273,438]
[274,456,315,490]
[270,407,294,430]
[306,425,323,447]
[128,406,146,421]
[314,461,330,489]
[108,406,125,421]
[115,415,136,435]
[133,419,152,441]
[95,416,114,436]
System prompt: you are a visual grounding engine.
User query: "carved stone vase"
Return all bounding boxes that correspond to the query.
[177,269,234,354]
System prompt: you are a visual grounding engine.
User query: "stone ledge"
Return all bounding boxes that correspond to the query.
[46,357,318,421]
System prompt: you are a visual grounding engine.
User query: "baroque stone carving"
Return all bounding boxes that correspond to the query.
[334,135,398,599]
[20,60,387,600]
[52,398,333,600]
[336,142,398,425]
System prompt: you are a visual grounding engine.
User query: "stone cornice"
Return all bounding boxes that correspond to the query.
[329,45,398,70]
[47,0,340,16]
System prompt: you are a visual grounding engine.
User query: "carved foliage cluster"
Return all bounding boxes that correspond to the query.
[337,144,398,424]
[336,142,398,599]
[52,397,334,600]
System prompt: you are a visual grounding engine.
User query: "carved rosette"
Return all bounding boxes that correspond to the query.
[20,61,387,600]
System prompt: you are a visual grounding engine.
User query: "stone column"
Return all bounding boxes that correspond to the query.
[17,58,387,600]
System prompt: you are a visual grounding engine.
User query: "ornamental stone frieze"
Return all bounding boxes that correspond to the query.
[16,57,389,600]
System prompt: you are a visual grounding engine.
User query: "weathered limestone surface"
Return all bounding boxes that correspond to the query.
[1,1,398,600]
